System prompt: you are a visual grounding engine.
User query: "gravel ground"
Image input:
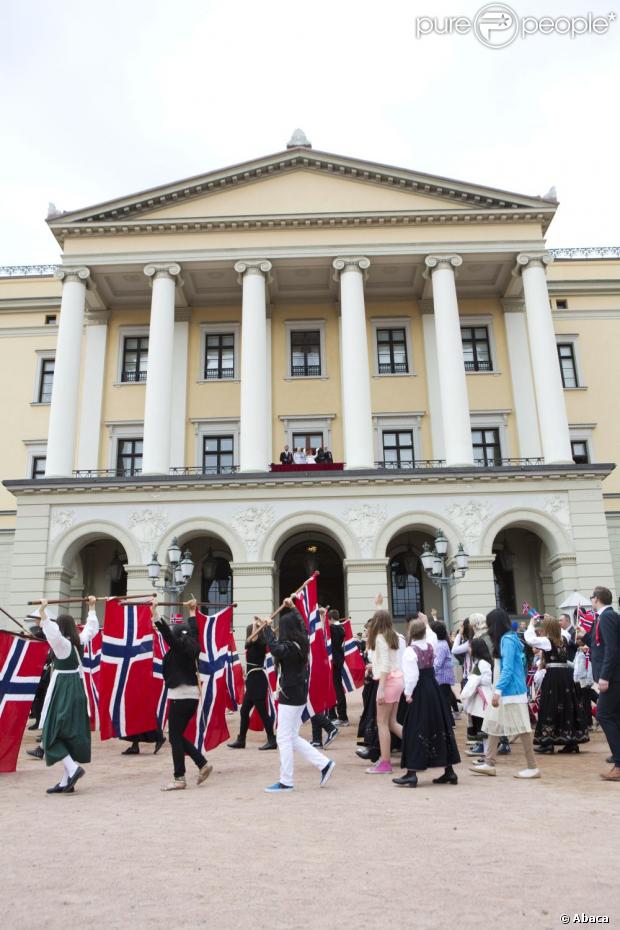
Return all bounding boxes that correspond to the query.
[3,691,619,930]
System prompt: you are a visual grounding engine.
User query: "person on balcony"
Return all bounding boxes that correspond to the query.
[323,447,333,464]
[305,448,316,464]
[279,445,293,465]
[293,447,306,464]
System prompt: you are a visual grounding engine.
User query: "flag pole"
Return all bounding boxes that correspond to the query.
[248,571,320,642]
[0,606,37,638]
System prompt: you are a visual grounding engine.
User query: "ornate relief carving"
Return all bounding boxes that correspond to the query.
[344,503,386,557]
[447,501,493,548]
[232,505,275,557]
[128,508,170,559]
[544,495,572,533]
[50,509,76,537]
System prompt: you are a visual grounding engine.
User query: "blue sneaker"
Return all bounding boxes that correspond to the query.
[320,760,336,787]
[324,727,339,748]
[498,742,512,755]
[264,782,294,793]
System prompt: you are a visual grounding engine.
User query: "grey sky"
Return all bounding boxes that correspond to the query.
[1,0,618,264]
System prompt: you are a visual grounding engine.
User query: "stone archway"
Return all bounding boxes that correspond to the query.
[275,530,346,614]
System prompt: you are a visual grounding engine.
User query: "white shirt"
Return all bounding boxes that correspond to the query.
[41,609,99,660]
[524,618,552,652]
[305,453,316,464]
[425,624,438,650]
[293,451,305,464]
[371,633,401,679]
[402,638,431,696]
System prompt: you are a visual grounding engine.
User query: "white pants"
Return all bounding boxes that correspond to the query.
[277,703,328,787]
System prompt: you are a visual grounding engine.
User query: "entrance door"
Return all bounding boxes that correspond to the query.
[277,536,345,614]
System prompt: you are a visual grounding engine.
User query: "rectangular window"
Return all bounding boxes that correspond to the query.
[571,440,589,465]
[556,299,568,310]
[116,438,143,476]
[31,456,46,479]
[202,435,234,474]
[204,333,235,380]
[376,328,408,375]
[461,326,492,372]
[121,336,149,383]
[290,330,321,377]
[45,314,57,325]
[38,358,55,403]
[382,430,414,468]
[292,433,323,454]
[557,343,578,388]
[472,428,501,466]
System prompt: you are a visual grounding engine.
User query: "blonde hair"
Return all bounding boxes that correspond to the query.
[541,616,563,649]
[367,610,399,651]
[407,618,426,644]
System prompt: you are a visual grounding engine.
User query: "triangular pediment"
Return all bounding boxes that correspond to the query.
[48,148,557,238]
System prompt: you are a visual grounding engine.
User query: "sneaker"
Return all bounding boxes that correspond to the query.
[469,762,496,776]
[320,760,336,787]
[27,747,44,759]
[324,727,339,748]
[466,743,484,756]
[264,782,294,793]
[355,748,371,760]
[161,777,186,791]
[334,719,350,727]
[196,763,213,786]
[310,740,323,748]
[498,743,512,755]
[513,768,541,779]
[366,760,393,774]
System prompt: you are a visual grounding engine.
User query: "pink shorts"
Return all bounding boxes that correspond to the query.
[381,671,404,704]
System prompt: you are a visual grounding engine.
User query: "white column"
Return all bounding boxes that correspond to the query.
[502,300,542,460]
[142,262,181,475]
[170,309,190,468]
[517,253,572,464]
[424,255,473,467]
[235,260,272,472]
[45,266,90,478]
[421,300,445,461]
[76,310,109,472]
[332,257,374,469]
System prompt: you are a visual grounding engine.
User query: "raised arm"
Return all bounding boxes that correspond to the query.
[37,601,71,660]
[79,596,100,645]
[524,618,551,652]
[451,632,469,656]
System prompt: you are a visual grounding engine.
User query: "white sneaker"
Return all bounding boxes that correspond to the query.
[513,768,541,779]
[334,719,350,727]
[469,762,496,776]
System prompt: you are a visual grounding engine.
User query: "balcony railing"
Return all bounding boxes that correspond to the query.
[473,457,544,467]
[73,468,143,478]
[169,466,239,476]
[291,365,321,377]
[464,360,493,372]
[204,368,234,380]
[375,459,446,470]
[378,362,409,375]
[121,370,147,383]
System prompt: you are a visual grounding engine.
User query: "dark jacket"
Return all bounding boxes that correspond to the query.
[279,451,293,464]
[156,618,200,689]
[264,625,308,706]
[585,606,620,683]
[330,622,346,668]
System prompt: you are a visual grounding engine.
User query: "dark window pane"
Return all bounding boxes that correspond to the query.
[202,435,235,473]
[461,325,492,372]
[31,456,46,479]
[290,330,321,376]
[376,328,408,374]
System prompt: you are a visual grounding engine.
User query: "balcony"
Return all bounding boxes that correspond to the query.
[291,365,321,377]
[120,370,147,383]
[378,362,408,375]
[204,368,234,380]
[464,360,493,372]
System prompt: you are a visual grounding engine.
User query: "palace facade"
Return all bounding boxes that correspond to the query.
[1,132,619,633]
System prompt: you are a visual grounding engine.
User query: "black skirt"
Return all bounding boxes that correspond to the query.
[534,666,590,746]
[400,668,461,772]
[245,667,268,703]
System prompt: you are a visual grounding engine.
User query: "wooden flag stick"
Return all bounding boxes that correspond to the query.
[0,606,36,638]
[248,571,320,643]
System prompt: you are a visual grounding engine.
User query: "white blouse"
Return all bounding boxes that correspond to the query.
[524,618,552,652]
[371,633,401,679]
[402,639,431,696]
[41,609,99,660]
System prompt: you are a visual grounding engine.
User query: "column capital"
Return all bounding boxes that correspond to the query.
[84,309,110,326]
[423,254,462,278]
[234,259,273,285]
[332,256,370,281]
[501,298,525,314]
[54,265,90,285]
[515,252,554,272]
[144,262,182,284]
[419,298,434,315]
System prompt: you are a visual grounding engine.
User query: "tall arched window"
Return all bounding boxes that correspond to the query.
[389,553,423,620]
[201,553,233,607]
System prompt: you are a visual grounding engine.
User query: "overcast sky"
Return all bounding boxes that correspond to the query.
[1,0,619,264]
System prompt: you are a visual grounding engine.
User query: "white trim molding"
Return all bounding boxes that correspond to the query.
[23,439,47,479]
[372,412,425,464]
[555,332,586,389]
[198,322,241,382]
[283,319,327,380]
[190,418,240,469]
[459,314,500,375]
[105,421,144,470]
[470,410,511,459]
[369,316,415,377]
[569,423,596,464]
[278,414,336,453]
[32,349,55,405]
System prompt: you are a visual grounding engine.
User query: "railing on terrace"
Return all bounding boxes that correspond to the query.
[473,457,544,467]
[375,460,446,469]
[169,466,239,476]
[73,468,143,478]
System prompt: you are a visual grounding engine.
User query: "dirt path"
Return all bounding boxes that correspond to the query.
[2,693,619,930]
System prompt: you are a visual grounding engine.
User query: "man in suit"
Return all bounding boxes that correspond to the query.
[587,586,620,780]
[559,613,577,661]
[279,445,293,465]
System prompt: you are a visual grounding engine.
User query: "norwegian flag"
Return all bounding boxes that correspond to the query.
[293,574,336,717]
[152,628,170,730]
[249,647,278,732]
[577,606,596,633]
[225,632,245,712]
[81,630,102,731]
[99,601,159,741]
[0,632,48,773]
[324,616,365,692]
[521,601,540,619]
[190,606,232,752]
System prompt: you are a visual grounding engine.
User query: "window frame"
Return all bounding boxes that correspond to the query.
[24,441,48,479]
[557,342,578,388]
[32,350,56,405]
[202,434,235,475]
[279,415,336,458]
[381,429,415,469]
[555,334,585,390]
[471,426,502,466]
[192,419,240,470]
[199,323,241,382]
[569,424,596,465]
[461,323,493,373]
[284,320,327,380]
[106,421,144,472]
[370,317,414,377]
[115,437,143,477]
[372,413,424,465]
[31,456,47,479]
[115,327,150,385]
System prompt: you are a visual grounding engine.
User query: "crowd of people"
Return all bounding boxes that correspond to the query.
[24,583,620,794]
[278,444,333,465]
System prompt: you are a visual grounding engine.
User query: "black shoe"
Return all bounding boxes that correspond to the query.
[65,766,85,791]
[433,770,458,785]
[324,727,339,748]
[121,743,139,755]
[28,722,39,731]
[227,737,246,749]
[534,745,554,754]
[154,736,167,754]
[558,744,579,754]
[258,738,278,750]
[36,736,42,743]
[392,772,418,787]
[46,783,75,795]
[355,748,371,760]
[607,756,614,764]
[27,747,44,759]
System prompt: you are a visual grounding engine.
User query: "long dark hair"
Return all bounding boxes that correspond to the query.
[470,636,492,665]
[486,608,512,659]
[56,613,81,649]
[278,609,309,663]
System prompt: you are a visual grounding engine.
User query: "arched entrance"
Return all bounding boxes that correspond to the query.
[63,536,129,621]
[386,529,442,627]
[276,532,345,614]
[174,534,233,610]
[492,527,546,616]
